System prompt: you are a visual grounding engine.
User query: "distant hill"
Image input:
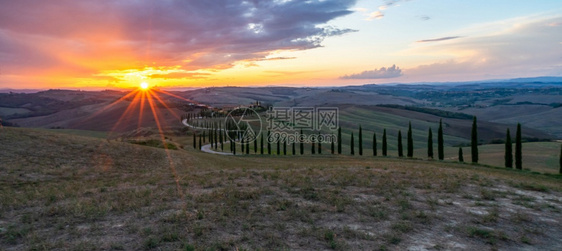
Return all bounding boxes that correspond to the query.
[1,82,560,139]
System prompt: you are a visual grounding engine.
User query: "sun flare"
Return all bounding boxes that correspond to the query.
[140,82,149,90]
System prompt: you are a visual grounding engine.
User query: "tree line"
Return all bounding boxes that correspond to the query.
[187,115,562,174]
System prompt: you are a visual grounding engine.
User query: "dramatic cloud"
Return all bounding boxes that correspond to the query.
[417,36,462,43]
[340,65,403,79]
[0,0,357,87]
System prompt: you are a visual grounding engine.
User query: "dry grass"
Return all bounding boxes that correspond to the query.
[1,127,561,250]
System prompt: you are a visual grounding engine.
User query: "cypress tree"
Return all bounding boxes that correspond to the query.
[337,127,342,154]
[382,129,387,156]
[220,130,224,151]
[438,119,444,160]
[458,147,464,162]
[241,138,245,153]
[373,132,377,156]
[193,133,197,149]
[254,135,257,153]
[359,126,363,156]
[515,123,522,170]
[311,136,315,154]
[351,132,355,155]
[407,122,413,158]
[219,123,223,144]
[246,140,250,154]
[505,128,513,168]
[260,133,264,155]
[471,116,478,163]
[203,130,206,143]
[331,140,335,154]
[277,136,280,155]
[214,129,218,150]
[232,139,236,155]
[318,137,322,154]
[428,128,434,159]
[300,129,304,155]
[199,134,202,150]
[283,140,287,155]
[398,130,403,157]
[292,142,296,155]
[267,131,271,155]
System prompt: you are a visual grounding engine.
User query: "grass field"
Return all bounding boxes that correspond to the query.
[35,128,109,139]
[186,131,561,174]
[1,128,561,250]
[0,107,31,117]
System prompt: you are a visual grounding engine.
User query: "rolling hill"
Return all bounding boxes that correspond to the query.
[1,127,561,250]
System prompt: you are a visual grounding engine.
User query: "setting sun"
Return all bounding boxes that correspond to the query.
[140,82,149,90]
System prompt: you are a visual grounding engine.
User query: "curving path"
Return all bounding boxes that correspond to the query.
[182,118,234,155]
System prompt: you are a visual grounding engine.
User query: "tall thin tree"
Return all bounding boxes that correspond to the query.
[260,132,264,155]
[193,133,197,149]
[254,135,257,153]
[283,139,287,155]
[515,123,522,170]
[199,134,202,150]
[359,126,363,155]
[267,131,271,155]
[292,142,296,155]
[337,127,342,154]
[318,136,322,154]
[331,140,335,154]
[428,128,434,159]
[300,129,304,155]
[382,129,387,156]
[311,136,315,154]
[351,132,355,155]
[407,122,413,158]
[458,147,464,162]
[471,116,478,163]
[505,128,513,168]
[438,119,444,160]
[397,130,403,157]
[373,132,377,156]
[277,135,280,155]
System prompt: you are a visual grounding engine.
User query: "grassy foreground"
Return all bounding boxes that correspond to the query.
[1,127,561,250]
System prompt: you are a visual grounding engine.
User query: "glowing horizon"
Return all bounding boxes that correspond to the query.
[0,0,561,90]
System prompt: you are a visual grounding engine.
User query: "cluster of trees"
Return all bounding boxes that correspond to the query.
[187,115,562,174]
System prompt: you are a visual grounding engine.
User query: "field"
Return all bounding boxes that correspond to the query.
[1,127,561,250]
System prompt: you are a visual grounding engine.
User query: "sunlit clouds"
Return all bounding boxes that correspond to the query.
[0,0,561,88]
[0,0,357,88]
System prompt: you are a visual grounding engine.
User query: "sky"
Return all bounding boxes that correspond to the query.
[0,0,561,89]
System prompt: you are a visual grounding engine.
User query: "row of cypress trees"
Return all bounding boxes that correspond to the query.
[189,116,562,174]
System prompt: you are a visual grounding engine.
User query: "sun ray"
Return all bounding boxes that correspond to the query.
[145,90,183,196]
[137,90,146,129]
[84,89,140,121]
[147,89,181,120]
[152,89,201,105]
[107,89,143,138]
